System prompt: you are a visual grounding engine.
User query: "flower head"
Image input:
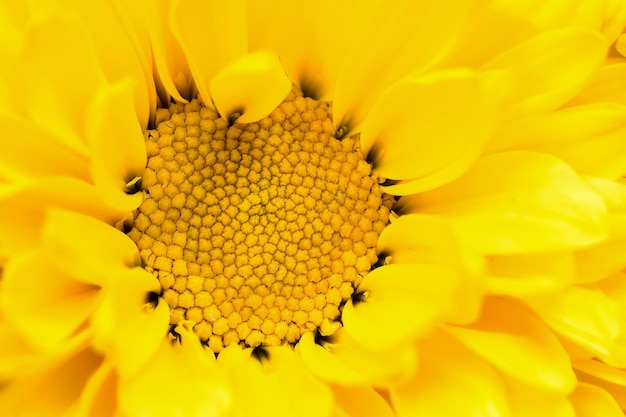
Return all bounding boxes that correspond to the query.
[1,1,626,416]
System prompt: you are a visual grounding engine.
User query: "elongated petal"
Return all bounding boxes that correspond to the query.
[486,252,576,296]
[446,297,577,393]
[0,347,103,416]
[246,0,360,100]
[526,286,620,357]
[0,115,90,181]
[42,208,141,285]
[342,263,460,350]
[91,267,169,377]
[0,177,124,257]
[481,28,606,115]
[332,0,475,132]
[360,69,501,184]
[332,385,395,417]
[488,103,626,179]
[118,323,231,417]
[504,378,575,417]
[399,151,608,254]
[170,0,247,108]
[77,361,118,417]
[87,79,147,212]
[61,0,154,129]
[567,63,626,106]
[391,330,511,417]
[296,330,418,387]
[20,14,104,152]
[140,0,192,102]
[1,250,98,349]
[218,345,332,417]
[210,51,292,123]
[571,382,624,417]
[378,214,484,324]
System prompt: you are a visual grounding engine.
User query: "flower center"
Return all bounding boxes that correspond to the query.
[128,89,393,353]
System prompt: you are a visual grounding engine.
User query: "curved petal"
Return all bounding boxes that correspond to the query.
[481,28,607,115]
[378,214,485,324]
[525,285,621,357]
[570,382,624,417]
[91,267,169,377]
[77,360,118,417]
[19,13,105,153]
[398,151,608,255]
[61,0,155,129]
[446,297,577,393]
[332,385,395,417]
[391,330,511,417]
[332,0,476,132]
[218,344,333,417]
[42,208,141,285]
[0,177,125,257]
[118,322,231,417]
[296,330,418,387]
[210,51,292,123]
[486,251,577,296]
[1,250,98,350]
[169,0,247,108]
[0,347,103,416]
[566,63,626,107]
[140,0,192,102]
[342,263,460,350]
[0,115,90,181]
[360,69,504,184]
[87,78,147,212]
[487,103,626,179]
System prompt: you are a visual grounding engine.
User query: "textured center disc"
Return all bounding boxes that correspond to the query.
[128,89,392,353]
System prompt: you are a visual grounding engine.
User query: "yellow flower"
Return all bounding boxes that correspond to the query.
[0,0,625,416]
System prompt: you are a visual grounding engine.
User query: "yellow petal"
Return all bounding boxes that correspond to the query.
[42,208,141,285]
[486,252,576,296]
[398,151,608,254]
[19,14,105,153]
[332,385,395,417]
[332,0,475,132]
[575,361,626,409]
[0,347,103,417]
[169,0,247,108]
[360,68,501,183]
[446,297,577,393]
[481,28,606,115]
[378,214,485,324]
[246,0,359,100]
[567,63,626,106]
[571,382,624,417]
[210,51,292,123]
[488,103,626,179]
[91,267,169,377]
[342,263,460,350]
[118,322,231,417]
[504,378,575,417]
[391,330,511,417]
[525,285,620,357]
[1,250,98,350]
[447,0,608,68]
[60,0,155,129]
[76,361,118,417]
[0,177,124,257]
[296,330,418,387]
[0,115,90,181]
[87,78,147,212]
[141,0,193,102]
[218,345,333,417]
